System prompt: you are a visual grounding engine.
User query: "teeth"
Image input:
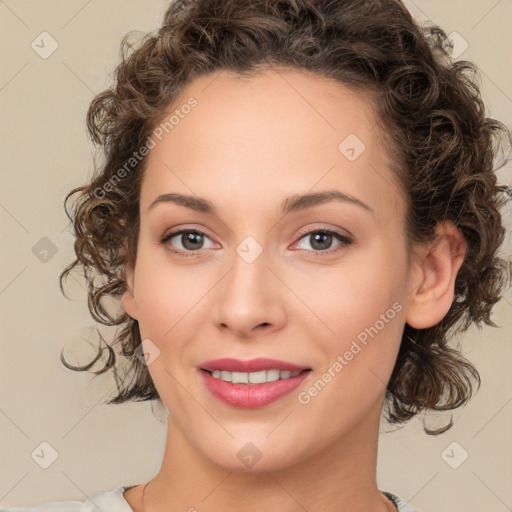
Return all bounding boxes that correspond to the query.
[209,369,302,384]
[232,371,248,384]
[221,371,232,382]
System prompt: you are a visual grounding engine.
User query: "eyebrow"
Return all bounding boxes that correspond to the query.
[148,190,373,215]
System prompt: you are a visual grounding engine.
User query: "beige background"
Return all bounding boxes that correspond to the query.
[1,0,511,510]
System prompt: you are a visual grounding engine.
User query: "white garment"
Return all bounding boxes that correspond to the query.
[1,484,420,511]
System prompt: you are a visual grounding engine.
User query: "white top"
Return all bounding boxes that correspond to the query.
[1,484,420,512]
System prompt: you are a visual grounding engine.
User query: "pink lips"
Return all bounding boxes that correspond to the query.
[198,357,312,408]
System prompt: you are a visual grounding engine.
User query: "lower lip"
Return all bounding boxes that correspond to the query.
[199,369,311,408]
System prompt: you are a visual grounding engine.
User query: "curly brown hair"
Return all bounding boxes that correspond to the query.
[59,0,511,434]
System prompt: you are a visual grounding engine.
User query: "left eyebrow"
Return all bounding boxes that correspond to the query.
[147,189,373,215]
[281,190,373,215]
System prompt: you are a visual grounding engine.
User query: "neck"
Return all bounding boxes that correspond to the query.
[141,397,394,512]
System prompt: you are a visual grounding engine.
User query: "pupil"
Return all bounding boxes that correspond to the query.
[311,232,331,250]
[183,232,202,250]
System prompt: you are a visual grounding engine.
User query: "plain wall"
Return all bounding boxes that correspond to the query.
[1,0,511,510]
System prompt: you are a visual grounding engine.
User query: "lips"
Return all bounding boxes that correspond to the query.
[198,357,312,408]
[199,368,311,408]
[199,357,311,373]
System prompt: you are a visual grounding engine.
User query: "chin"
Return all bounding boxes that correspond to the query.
[200,436,304,473]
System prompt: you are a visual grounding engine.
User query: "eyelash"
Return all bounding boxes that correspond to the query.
[160,227,353,258]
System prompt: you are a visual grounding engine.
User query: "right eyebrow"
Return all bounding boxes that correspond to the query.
[148,193,215,214]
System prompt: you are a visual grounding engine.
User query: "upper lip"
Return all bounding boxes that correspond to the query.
[200,357,311,373]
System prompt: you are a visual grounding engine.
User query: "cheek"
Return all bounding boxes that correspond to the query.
[333,275,401,340]
[132,246,207,338]
[299,247,408,403]
[307,252,406,341]
[131,251,206,411]
[296,266,406,429]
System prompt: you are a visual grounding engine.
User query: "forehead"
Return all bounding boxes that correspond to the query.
[140,67,405,222]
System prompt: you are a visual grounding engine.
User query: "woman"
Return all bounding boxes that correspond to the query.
[3,0,510,511]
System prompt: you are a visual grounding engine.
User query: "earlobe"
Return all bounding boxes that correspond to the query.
[121,265,138,320]
[406,221,466,329]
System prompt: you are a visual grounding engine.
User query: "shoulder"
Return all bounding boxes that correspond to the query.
[382,491,421,512]
[0,484,136,512]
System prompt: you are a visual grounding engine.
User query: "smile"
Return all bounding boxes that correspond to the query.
[199,367,312,408]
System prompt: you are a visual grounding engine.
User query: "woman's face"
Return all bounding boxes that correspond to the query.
[123,67,417,471]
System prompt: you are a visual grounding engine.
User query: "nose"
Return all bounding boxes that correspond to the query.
[211,245,287,340]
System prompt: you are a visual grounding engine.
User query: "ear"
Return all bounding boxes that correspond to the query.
[121,263,138,320]
[406,221,466,329]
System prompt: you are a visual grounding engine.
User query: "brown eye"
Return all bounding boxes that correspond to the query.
[176,231,205,250]
[294,229,352,255]
[161,229,216,257]
[308,232,334,251]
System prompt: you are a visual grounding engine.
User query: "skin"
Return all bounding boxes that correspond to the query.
[121,66,466,512]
